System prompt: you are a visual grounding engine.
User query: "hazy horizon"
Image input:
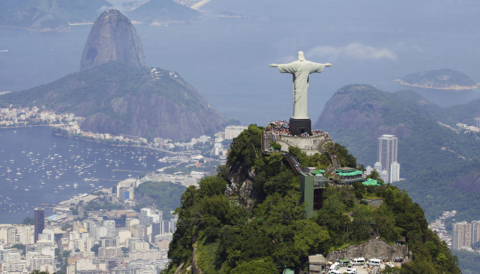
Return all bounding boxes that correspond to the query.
[2,0,480,125]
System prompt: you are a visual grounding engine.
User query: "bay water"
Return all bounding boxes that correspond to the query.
[0,127,166,224]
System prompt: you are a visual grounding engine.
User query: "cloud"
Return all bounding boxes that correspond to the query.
[306,42,398,61]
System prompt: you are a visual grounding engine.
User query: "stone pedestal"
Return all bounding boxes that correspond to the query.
[289,118,311,136]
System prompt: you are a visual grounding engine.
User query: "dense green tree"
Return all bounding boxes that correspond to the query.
[333,143,357,167]
[198,176,227,198]
[230,257,278,274]
[23,217,34,225]
[90,244,100,256]
[30,271,54,274]
[166,125,461,274]
[12,244,25,254]
[134,181,185,219]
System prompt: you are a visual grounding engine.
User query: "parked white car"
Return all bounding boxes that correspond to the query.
[386,262,395,268]
[367,258,381,267]
[352,257,365,265]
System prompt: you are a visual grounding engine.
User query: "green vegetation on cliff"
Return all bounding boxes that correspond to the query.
[165,125,460,274]
[452,250,480,274]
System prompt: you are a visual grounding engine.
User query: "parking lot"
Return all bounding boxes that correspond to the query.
[336,266,371,274]
[328,260,402,273]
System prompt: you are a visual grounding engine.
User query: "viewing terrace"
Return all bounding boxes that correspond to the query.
[262,120,330,156]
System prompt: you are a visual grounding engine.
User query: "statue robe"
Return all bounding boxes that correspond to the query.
[278,60,326,119]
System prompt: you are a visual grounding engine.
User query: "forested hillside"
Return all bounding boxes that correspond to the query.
[315,84,480,221]
[134,181,186,220]
[164,125,460,274]
[0,61,227,141]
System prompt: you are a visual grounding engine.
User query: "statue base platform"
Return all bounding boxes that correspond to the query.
[289,118,311,136]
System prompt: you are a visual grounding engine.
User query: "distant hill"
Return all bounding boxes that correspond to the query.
[128,0,200,23]
[314,84,480,221]
[0,61,227,141]
[134,181,185,220]
[0,10,227,140]
[396,69,477,90]
[80,9,145,71]
[446,96,480,125]
[0,0,112,31]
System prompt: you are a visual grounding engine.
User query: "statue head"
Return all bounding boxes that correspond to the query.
[297,51,305,61]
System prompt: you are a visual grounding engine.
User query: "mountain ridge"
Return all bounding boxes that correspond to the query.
[314,84,480,221]
[0,61,227,141]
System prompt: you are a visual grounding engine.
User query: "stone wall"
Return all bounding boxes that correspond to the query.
[326,239,409,261]
[275,134,325,156]
[365,199,384,207]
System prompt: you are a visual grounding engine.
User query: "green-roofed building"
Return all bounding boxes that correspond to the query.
[362,178,384,186]
[333,167,366,184]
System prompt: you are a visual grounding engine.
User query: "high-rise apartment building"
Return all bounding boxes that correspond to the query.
[453,221,472,250]
[103,220,116,237]
[161,220,170,234]
[151,222,161,241]
[7,227,17,245]
[378,135,399,183]
[101,237,119,247]
[472,221,480,245]
[390,162,400,183]
[34,208,45,243]
[475,117,480,128]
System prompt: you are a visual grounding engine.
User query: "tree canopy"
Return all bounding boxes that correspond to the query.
[164,125,460,274]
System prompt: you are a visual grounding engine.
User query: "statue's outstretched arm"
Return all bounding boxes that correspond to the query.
[325,63,332,67]
[269,64,279,67]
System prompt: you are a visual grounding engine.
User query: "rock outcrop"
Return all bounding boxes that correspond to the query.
[80,10,145,71]
[326,239,409,261]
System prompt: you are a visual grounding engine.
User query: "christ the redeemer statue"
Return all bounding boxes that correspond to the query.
[270,51,332,120]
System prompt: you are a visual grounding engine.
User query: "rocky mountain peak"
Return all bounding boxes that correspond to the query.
[80,9,145,71]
